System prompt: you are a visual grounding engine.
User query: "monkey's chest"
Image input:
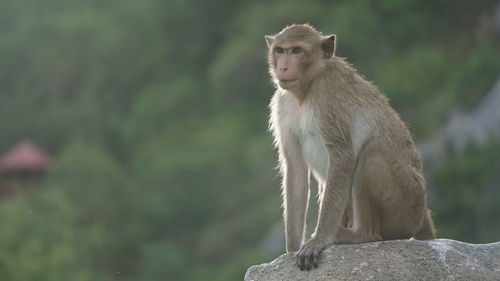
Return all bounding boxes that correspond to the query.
[274,94,330,182]
[298,126,329,183]
[294,110,330,183]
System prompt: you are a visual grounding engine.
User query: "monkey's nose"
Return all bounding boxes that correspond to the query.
[280,67,288,72]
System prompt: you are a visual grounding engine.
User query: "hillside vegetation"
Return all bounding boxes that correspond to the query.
[0,0,498,280]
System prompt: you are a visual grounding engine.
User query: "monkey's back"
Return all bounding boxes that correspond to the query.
[310,57,423,171]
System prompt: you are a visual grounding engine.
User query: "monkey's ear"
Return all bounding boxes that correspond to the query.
[265,35,275,48]
[321,34,336,59]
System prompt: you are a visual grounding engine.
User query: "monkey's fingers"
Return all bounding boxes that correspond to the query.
[306,247,321,270]
[312,251,320,268]
[296,248,306,270]
[296,249,307,270]
[297,246,315,271]
[305,254,314,271]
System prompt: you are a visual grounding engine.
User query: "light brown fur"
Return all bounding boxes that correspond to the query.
[266,24,436,271]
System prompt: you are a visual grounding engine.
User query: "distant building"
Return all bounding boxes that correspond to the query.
[0,140,51,197]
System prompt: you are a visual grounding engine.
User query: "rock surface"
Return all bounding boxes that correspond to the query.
[245,239,500,281]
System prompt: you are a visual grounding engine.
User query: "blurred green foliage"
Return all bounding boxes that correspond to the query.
[432,141,500,243]
[0,0,498,280]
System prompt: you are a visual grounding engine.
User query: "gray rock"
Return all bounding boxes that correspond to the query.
[245,239,500,281]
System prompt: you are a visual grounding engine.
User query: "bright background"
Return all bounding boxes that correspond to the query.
[0,0,499,280]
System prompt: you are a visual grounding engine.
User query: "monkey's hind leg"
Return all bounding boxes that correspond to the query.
[414,208,437,240]
[377,154,431,240]
[334,152,386,244]
[341,196,353,228]
[333,185,383,244]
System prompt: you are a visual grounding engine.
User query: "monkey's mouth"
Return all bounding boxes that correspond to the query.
[279,79,298,83]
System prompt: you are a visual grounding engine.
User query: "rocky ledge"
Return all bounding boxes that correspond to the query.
[245,239,500,281]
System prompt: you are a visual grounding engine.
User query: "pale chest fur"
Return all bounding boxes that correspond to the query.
[271,93,330,183]
[270,92,377,185]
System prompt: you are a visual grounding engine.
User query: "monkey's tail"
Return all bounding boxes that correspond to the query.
[414,208,437,240]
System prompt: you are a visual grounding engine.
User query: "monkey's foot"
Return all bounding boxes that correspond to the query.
[296,237,329,271]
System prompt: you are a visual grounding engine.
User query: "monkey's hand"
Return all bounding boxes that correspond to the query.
[296,235,330,270]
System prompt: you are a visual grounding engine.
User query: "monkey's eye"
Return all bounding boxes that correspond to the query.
[275,47,284,54]
[291,47,302,54]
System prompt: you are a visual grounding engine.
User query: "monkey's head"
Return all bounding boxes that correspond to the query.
[265,24,336,94]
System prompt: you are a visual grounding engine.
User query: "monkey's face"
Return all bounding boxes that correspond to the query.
[266,25,336,95]
[266,40,318,94]
[272,44,308,91]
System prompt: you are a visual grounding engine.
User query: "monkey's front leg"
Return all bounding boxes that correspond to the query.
[283,158,309,253]
[296,156,353,270]
[279,134,310,253]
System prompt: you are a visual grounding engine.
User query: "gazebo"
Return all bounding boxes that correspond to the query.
[0,140,51,196]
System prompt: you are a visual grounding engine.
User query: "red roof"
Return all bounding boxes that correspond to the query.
[0,140,51,172]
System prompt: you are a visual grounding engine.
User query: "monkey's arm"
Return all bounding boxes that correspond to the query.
[315,147,354,236]
[296,143,354,270]
[281,136,309,253]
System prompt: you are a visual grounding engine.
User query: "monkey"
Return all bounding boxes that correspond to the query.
[265,24,436,271]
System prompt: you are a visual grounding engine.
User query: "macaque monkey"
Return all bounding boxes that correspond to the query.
[265,24,436,271]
